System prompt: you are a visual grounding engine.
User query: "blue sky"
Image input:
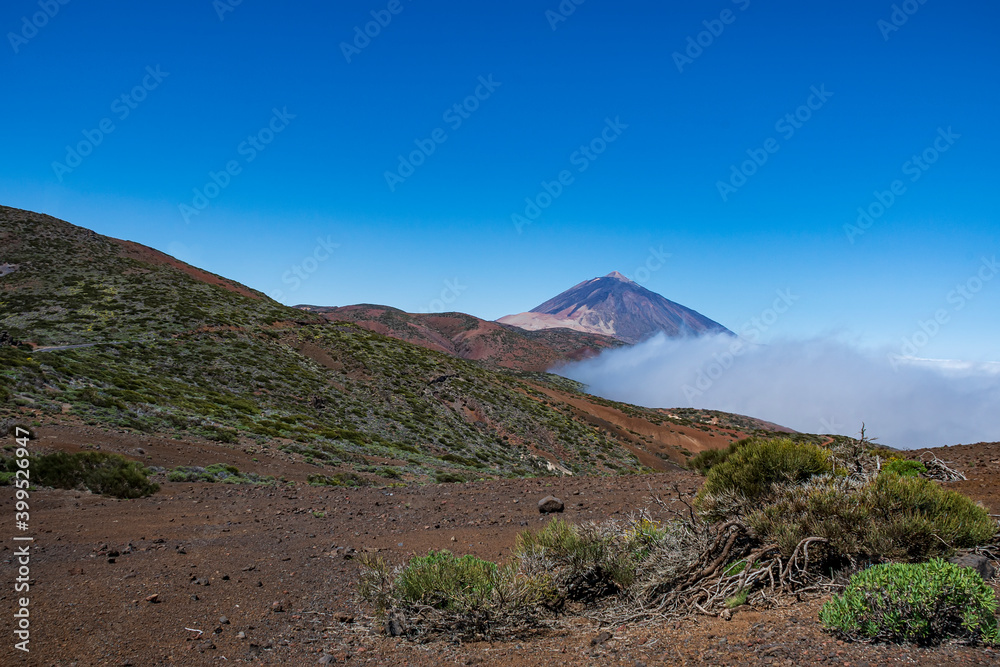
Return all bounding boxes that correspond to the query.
[3,0,998,362]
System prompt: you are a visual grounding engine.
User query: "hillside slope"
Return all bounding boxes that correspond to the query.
[1,206,780,482]
[299,304,624,371]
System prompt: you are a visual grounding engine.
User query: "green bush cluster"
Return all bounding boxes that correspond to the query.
[358,549,554,640]
[307,471,370,487]
[166,463,274,485]
[19,451,160,498]
[749,473,996,562]
[880,457,927,478]
[696,437,832,512]
[820,559,1000,645]
[513,517,639,601]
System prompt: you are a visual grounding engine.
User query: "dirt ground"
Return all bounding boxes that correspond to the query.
[3,423,1000,666]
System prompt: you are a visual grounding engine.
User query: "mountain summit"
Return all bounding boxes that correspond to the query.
[497,272,732,344]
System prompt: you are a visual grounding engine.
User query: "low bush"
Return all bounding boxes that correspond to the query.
[514,518,637,602]
[880,457,927,478]
[696,437,832,517]
[820,559,1000,645]
[748,473,997,563]
[167,463,274,485]
[32,451,158,498]
[307,471,369,487]
[358,549,553,640]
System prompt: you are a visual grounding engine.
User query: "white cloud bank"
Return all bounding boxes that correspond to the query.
[559,334,1000,449]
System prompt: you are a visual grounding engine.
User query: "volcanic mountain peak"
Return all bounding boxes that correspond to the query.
[604,270,634,283]
[498,272,732,344]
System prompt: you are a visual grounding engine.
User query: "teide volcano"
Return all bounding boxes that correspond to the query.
[497,271,732,344]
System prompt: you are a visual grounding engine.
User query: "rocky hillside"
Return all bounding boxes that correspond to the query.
[298,304,623,372]
[0,206,784,483]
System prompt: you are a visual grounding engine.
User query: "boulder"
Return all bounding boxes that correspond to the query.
[949,554,996,581]
[538,495,564,514]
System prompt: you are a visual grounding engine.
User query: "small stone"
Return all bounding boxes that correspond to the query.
[237,631,246,640]
[538,495,564,514]
[335,612,354,623]
[145,594,159,603]
[590,630,612,646]
[318,655,335,665]
[949,554,996,581]
[219,616,230,625]
[271,601,284,612]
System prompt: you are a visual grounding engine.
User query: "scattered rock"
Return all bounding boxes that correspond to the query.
[335,612,354,623]
[144,594,159,603]
[387,612,407,637]
[538,495,564,514]
[949,554,996,581]
[219,616,230,625]
[271,601,284,613]
[590,630,612,646]
[236,631,246,640]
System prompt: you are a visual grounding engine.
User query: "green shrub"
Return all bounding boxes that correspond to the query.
[748,474,996,562]
[514,518,636,601]
[689,441,741,474]
[435,471,465,484]
[33,451,159,498]
[358,549,554,640]
[820,559,1000,645]
[167,463,274,485]
[307,471,369,487]
[396,550,499,610]
[697,437,832,514]
[880,458,927,478]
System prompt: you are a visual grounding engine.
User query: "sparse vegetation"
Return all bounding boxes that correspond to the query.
[166,463,275,485]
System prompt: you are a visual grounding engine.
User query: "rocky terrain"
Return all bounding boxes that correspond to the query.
[1,422,998,665]
[298,304,623,372]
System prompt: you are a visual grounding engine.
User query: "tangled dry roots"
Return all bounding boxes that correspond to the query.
[601,486,838,624]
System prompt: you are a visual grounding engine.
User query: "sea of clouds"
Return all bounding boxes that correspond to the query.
[559,333,1000,449]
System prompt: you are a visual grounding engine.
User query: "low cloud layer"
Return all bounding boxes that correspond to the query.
[559,334,1000,449]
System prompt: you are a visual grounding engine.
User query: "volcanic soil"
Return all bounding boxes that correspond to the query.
[3,425,1000,666]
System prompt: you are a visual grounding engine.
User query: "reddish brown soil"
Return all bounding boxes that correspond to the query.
[114,239,261,300]
[3,424,999,666]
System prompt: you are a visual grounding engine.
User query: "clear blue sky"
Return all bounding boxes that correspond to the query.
[3,0,998,361]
